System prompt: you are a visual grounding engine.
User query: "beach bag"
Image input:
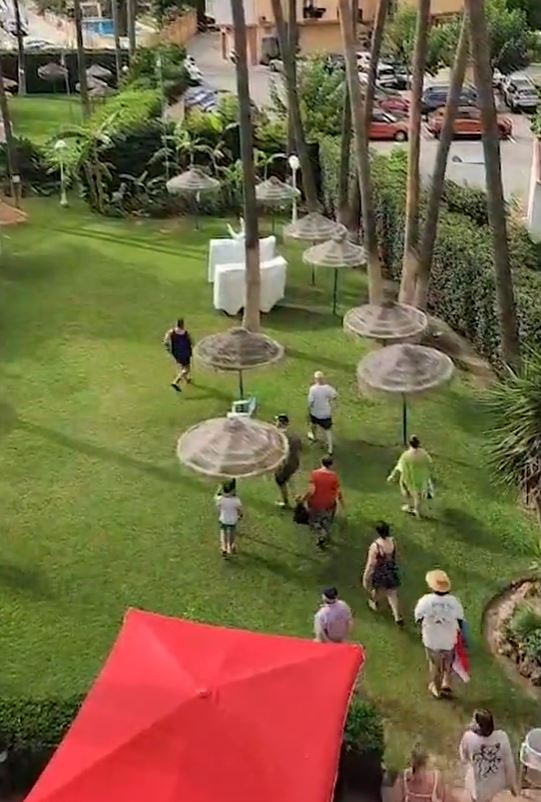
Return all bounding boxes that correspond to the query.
[293,502,310,525]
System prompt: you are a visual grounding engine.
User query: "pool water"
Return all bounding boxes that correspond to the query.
[83,18,114,35]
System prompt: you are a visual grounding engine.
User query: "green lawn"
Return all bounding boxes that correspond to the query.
[9,96,82,144]
[0,198,537,766]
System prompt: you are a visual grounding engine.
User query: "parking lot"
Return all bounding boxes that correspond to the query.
[188,33,537,206]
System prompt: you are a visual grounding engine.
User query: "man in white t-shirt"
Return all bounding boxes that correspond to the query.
[314,587,353,643]
[414,569,464,699]
[307,371,337,455]
[215,481,242,558]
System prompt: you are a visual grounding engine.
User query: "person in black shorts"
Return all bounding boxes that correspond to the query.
[163,318,193,393]
[274,414,302,508]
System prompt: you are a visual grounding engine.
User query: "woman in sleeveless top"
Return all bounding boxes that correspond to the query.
[392,745,455,802]
[362,521,403,626]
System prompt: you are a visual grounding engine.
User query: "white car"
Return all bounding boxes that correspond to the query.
[24,38,56,50]
[502,72,539,112]
[185,56,202,84]
[357,50,371,70]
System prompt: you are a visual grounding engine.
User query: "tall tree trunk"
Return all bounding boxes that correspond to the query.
[13,0,26,96]
[286,0,296,155]
[337,0,356,227]
[339,0,383,304]
[414,15,468,310]
[231,0,260,332]
[399,0,430,304]
[271,0,319,212]
[127,0,136,59]
[363,0,389,127]
[0,59,20,207]
[73,0,90,118]
[465,0,520,370]
[111,0,122,84]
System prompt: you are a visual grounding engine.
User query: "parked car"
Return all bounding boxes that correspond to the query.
[269,58,284,73]
[427,105,512,139]
[23,38,56,50]
[376,89,409,116]
[502,73,539,112]
[369,110,408,141]
[356,50,371,70]
[421,83,477,114]
[185,56,203,84]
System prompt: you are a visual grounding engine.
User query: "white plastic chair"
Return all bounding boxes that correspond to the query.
[519,729,541,790]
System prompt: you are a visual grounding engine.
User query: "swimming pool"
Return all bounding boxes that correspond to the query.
[83,18,114,36]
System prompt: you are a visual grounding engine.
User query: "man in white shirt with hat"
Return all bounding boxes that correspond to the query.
[414,569,464,699]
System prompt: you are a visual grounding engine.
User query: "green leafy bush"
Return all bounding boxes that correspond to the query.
[0,697,82,748]
[0,137,59,196]
[89,88,161,135]
[122,44,189,102]
[508,603,541,642]
[441,180,489,227]
[343,699,384,758]
[524,629,541,663]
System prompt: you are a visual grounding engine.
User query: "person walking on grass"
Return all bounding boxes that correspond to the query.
[303,456,344,549]
[388,435,433,518]
[214,480,242,557]
[362,521,403,627]
[307,371,337,456]
[314,587,352,643]
[163,318,193,393]
[459,710,518,802]
[274,414,302,508]
[414,570,464,699]
[391,744,457,802]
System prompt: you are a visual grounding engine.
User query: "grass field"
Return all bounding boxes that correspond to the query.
[0,198,538,766]
[9,96,82,144]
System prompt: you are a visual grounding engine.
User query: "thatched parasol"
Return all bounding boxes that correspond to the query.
[89,83,115,98]
[166,168,220,229]
[256,177,300,233]
[76,76,108,93]
[194,326,284,397]
[357,343,454,444]
[37,62,67,82]
[87,63,113,81]
[177,416,289,479]
[344,302,428,341]
[303,231,366,315]
[283,212,345,285]
[2,77,17,91]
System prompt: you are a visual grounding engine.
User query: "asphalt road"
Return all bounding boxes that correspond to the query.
[188,32,536,206]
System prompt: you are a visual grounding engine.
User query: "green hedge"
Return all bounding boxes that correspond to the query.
[343,698,384,758]
[320,138,541,363]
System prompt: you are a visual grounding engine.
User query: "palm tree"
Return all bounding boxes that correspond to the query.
[0,59,20,207]
[414,14,468,310]
[111,0,122,84]
[230,0,260,332]
[270,0,319,212]
[338,0,383,304]
[465,0,520,370]
[399,0,430,304]
[337,0,355,226]
[73,0,90,118]
[363,0,390,126]
[13,0,26,96]
[127,0,136,60]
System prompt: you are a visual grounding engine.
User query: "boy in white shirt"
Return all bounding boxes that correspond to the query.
[307,371,338,455]
[214,480,242,557]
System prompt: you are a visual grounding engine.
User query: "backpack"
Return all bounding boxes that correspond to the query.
[293,502,309,525]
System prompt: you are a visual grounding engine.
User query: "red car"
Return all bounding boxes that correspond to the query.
[427,105,512,139]
[377,92,410,116]
[369,110,409,141]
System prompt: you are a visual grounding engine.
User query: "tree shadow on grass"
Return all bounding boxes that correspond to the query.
[268,304,338,332]
[440,506,527,558]
[284,345,356,373]
[0,561,52,600]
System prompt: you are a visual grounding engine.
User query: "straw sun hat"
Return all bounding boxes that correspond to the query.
[425,570,451,593]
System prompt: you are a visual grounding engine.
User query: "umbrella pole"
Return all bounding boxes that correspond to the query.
[194,192,200,231]
[402,394,408,447]
[332,270,338,316]
[311,239,316,286]
[271,213,275,235]
[238,370,244,399]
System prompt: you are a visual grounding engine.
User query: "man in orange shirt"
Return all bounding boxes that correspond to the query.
[303,456,344,549]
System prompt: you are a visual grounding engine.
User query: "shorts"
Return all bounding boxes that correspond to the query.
[275,465,298,487]
[219,523,237,537]
[174,357,191,369]
[310,415,332,431]
[425,647,454,672]
[308,508,334,536]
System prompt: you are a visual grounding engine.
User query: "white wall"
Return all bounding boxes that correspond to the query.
[527,140,541,243]
[206,0,257,26]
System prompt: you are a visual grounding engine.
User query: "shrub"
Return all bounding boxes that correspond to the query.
[524,629,541,663]
[0,137,59,196]
[343,698,384,758]
[0,697,82,748]
[441,180,488,227]
[508,603,541,643]
[123,44,189,102]
[89,88,161,135]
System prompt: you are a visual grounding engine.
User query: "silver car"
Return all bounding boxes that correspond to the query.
[503,73,539,112]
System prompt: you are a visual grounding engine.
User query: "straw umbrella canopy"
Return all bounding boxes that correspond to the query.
[344,302,428,341]
[194,326,284,397]
[256,177,300,234]
[37,62,67,82]
[87,63,113,81]
[89,83,116,99]
[166,168,220,229]
[357,343,454,444]
[303,231,366,315]
[283,212,345,285]
[2,76,17,91]
[177,416,289,479]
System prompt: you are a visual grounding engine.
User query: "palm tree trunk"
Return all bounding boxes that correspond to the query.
[338,0,383,304]
[414,15,468,310]
[465,0,520,370]
[271,0,319,212]
[13,0,26,96]
[0,58,20,207]
[127,0,137,59]
[363,0,389,127]
[111,0,122,84]
[231,0,260,332]
[399,0,430,304]
[337,0,356,227]
[73,0,90,118]
[286,0,297,155]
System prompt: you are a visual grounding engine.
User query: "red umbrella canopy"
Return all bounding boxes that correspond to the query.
[27,609,364,802]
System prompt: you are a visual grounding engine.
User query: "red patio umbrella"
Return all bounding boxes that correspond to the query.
[26,609,364,802]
